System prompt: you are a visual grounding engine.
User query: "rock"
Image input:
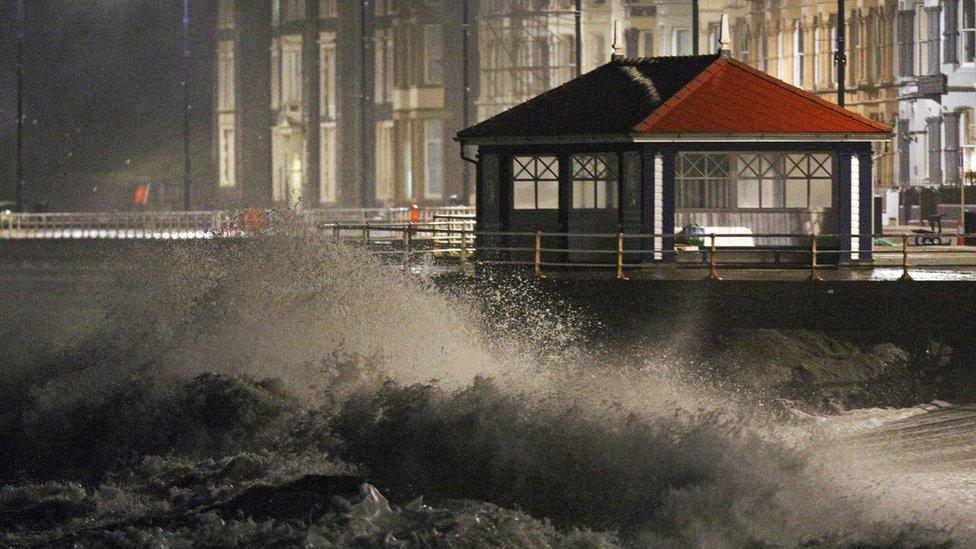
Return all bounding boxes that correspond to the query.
[214,474,364,520]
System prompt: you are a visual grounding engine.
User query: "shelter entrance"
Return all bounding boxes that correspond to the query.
[567,153,619,262]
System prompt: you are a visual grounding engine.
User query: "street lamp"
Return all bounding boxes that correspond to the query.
[15,0,25,212]
[181,0,192,211]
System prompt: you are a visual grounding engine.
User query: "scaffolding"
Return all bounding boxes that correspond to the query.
[476,0,580,120]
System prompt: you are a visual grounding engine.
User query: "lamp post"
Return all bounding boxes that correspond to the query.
[692,0,700,55]
[836,0,846,107]
[15,0,25,212]
[181,0,192,211]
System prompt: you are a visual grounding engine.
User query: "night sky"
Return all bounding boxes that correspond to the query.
[0,1,217,211]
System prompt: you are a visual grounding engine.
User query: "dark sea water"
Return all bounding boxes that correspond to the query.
[0,227,971,547]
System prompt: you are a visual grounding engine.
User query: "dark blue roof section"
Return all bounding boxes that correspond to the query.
[457,54,720,139]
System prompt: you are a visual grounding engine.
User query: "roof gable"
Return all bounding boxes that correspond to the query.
[457,55,891,142]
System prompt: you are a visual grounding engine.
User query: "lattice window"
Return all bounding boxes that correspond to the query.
[676,153,733,208]
[678,152,833,210]
[513,156,559,210]
[571,154,618,209]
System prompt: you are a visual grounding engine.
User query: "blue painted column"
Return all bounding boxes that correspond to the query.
[836,150,853,263]
[661,149,677,262]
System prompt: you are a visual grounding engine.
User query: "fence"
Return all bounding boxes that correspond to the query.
[0,206,476,240]
[323,222,976,281]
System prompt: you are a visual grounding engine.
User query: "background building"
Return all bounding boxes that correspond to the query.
[213,0,976,215]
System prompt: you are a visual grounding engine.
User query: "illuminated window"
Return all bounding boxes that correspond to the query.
[677,152,833,210]
[571,154,618,209]
[513,156,559,210]
[217,41,235,111]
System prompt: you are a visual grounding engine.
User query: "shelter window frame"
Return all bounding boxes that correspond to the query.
[676,152,834,211]
[571,154,618,210]
[513,156,560,210]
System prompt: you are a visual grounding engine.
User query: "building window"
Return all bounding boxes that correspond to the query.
[282,38,302,107]
[424,119,443,199]
[641,30,654,57]
[219,127,235,188]
[915,5,928,75]
[375,30,394,104]
[375,121,395,202]
[792,21,804,86]
[676,152,833,210]
[217,41,235,111]
[271,43,280,109]
[776,31,785,80]
[672,29,691,55]
[830,23,838,85]
[513,156,559,210]
[758,30,768,72]
[320,0,337,18]
[320,33,337,118]
[218,0,234,30]
[284,0,305,22]
[424,24,444,85]
[965,0,976,62]
[572,154,618,209]
[320,123,337,203]
[813,25,822,88]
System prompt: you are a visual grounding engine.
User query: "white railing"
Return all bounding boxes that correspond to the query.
[0,207,476,240]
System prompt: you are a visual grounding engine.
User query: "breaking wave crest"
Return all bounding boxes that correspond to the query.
[0,223,966,546]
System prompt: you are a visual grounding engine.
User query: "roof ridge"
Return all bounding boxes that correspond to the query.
[633,58,723,132]
[721,58,890,132]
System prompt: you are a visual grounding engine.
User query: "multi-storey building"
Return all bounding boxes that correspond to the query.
[215,0,974,211]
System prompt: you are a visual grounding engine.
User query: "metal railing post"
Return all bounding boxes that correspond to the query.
[808,232,824,282]
[362,223,370,246]
[460,224,469,271]
[403,222,413,269]
[616,232,629,280]
[707,233,722,281]
[899,233,913,281]
[332,224,340,241]
[534,231,546,278]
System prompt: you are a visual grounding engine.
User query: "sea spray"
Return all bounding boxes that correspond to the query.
[0,225,968,546]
